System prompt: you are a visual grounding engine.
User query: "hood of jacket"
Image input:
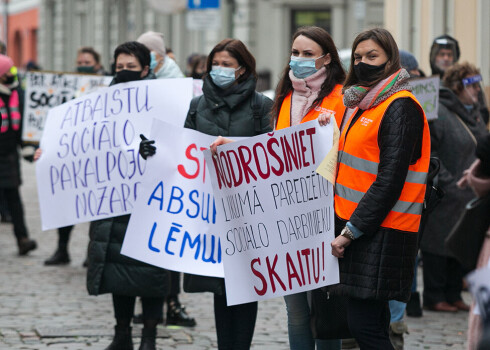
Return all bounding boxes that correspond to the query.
[202,75,257,110]
[439,86,482,126]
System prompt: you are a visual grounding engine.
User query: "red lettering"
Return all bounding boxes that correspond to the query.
[286,252,303,289]
[294,131,303,169]
[177,144,199,179]
[238,146,257,184]
[251,258,268,296]
[226,149,243,187]
[312,246,320,283]
[266,254,286,293]
[267,137,285,176]
[296,250,306,285]
[211,154,225,189]
[299,130,310,167]
[252,142,270,179]
[306,127,316,164]
[200,147,207,183]
[301,248,312,284]
[219,152,233,188]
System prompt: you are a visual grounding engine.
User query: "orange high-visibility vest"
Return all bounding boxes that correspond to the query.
[334,90,431,233]
[275,84,346,130]
[0,90,21,133]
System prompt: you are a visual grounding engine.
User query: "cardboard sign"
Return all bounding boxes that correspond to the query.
[121,120,224,277]
[36,78,193,230]
[204,121,339,305]
[410,76,440,120]
[23,71,113,142]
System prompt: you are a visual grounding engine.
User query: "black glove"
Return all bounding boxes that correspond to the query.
[139,134,156,160]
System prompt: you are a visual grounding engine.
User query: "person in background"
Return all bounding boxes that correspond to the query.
[271,25,345,350]
[137,31,184,79]
[165,47,176,61]
[189,54,207,79]
[0,54,37,256]
[76,47,108,75]
[87,41,168,350]
[44,46,107,266]
[330,28,430,349]
[140,37,272,350]
[420,62,488,313]
[185,53,200,77]
[135,30,195,328]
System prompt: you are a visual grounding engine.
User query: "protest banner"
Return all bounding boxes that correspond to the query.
[204,121,339,305]
[410,76,440,120]
[22,71,113,142]
[36,78,193,230]
[467,266,490,318]
[121,119,224,277]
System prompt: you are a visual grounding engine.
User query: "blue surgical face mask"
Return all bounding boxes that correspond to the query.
[150,52,158,71]
[289,55,325,79]
[210,66,241,88]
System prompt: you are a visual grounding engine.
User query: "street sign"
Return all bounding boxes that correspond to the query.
[188,0,219,9]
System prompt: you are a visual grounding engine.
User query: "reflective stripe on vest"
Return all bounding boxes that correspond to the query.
[275,84,346,130]
[0,90,21,133]
[334,90,431,233]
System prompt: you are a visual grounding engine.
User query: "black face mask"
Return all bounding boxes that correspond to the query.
[192,72,204,79]
[354,62,387,83]
[4,76,15,85]
[114,70,143,84]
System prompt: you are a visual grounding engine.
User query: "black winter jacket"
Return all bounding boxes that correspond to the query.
[331,97,425,302]
[183,76,272,294]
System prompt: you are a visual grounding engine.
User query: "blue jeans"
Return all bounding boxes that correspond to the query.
[284,292,341,350]
[388,300,406,323]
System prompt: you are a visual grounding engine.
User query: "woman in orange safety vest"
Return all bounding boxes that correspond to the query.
[270,26,346,350]
[329,28,430,348]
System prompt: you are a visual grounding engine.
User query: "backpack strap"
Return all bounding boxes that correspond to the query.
[252,92,263,135]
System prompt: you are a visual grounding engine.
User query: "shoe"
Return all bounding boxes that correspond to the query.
[166,299,196,327]
[389,321,408,350]
[138,327,156,350]
[18,238,37,256]
[424,301,458,312]
[132,313,163,325]
[44,249,70,265]
[105,325,133,350]
[406,291,423,317]
[451,300,470,311]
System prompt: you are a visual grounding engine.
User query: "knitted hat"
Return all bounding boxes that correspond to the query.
[399,50,418,72]
[137,31,166,57]
[0,54,13,77]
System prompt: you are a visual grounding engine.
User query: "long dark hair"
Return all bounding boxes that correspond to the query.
[271,26,345,125]
[206,38,257,84]
[343,28,401,92]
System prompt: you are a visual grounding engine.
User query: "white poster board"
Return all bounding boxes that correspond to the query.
[121,120,224,277]
[23,71,113,142]
[204,121,339,305]
[467,266,490,318]
[410,76,440,121]
[36,78,193,230]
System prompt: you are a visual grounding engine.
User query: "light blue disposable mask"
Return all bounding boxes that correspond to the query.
[289,55,325,79]
[150,52,157,71]
[210,66,241,88]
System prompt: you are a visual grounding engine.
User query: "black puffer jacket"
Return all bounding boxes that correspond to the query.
[331,97,424,302]
[420,87,488,255]
[86,72,170,297]
[183,75,272,294]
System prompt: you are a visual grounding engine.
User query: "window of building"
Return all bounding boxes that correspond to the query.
[290,9,332,35]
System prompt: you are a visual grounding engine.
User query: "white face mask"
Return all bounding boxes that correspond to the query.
[210,66,241,88]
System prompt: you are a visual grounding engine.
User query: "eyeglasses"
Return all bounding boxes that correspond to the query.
[462,75,482,87]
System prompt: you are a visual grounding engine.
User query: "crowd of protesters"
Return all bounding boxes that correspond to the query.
[0,25,488,350]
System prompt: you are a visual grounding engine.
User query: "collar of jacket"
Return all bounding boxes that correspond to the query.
[439,87,481,126]
[202,76,256,110]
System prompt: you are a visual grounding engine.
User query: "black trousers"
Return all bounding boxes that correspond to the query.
[2,187,28,241]
[168,271,181,298]
[112,294,164,321]
[57,225,74,247]
[422,251,463,306]
[214,293,258,350]
[347,297,393,350]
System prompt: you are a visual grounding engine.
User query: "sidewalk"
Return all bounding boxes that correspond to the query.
[0,160,470,349]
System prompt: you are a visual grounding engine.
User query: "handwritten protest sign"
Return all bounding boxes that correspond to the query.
[410,76,440,120]
[23,71,113,142]
[121,120,224,277]
[204,121,339,305]
[36,78,193,230]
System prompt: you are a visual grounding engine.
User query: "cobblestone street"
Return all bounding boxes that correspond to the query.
[0,160,471,349]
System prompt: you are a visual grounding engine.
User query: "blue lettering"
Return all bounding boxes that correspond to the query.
[165,222,182,256]
[110,89,123,115]
[148,222,160,252]
[186,190,199,219]
[148,181,164,210]
[180,231,200,259]
[167,186,184,214]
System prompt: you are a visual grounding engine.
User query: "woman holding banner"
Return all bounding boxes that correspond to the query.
[86,41,167,350]
[329,28,431,348]
[271,25,345,350]
[140,38,272,350]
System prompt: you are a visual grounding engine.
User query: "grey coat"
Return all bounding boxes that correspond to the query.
[420,87,488,256]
